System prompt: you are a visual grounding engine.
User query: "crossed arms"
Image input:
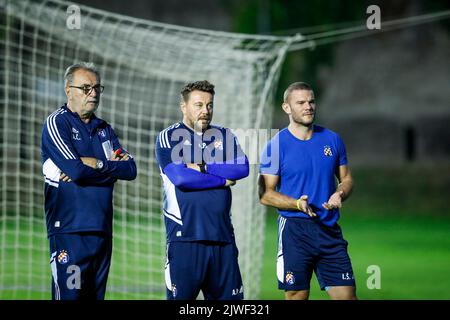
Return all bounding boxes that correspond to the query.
[156,128,249,190]
[60,151,135,183]
[162,157,249,190]
[42,116,137,185]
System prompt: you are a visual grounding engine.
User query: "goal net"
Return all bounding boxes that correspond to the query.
[0,0,291,299]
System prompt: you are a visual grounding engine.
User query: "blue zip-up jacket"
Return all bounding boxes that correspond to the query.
[41,104,137,237]
[155,122,249,243]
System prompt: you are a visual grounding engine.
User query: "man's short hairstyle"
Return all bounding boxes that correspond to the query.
[181,80,215,102]
[64,62,101,87]
[283,82,313,103]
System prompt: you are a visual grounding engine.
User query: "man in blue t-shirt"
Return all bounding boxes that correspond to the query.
[259,82,357,300]
[41,62,137,300]
[155,80,249,300]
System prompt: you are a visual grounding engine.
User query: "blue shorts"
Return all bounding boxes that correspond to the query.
[49,232,112,300]
[277,216,355,291]
[165,241,244,300]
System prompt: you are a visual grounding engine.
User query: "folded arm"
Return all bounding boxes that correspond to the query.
[42,117,136,185]
[42,117,114,185]
[79,152,136,181]
[164,163,231,190]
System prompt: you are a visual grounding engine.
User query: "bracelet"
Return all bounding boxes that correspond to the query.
[296,198,302,211]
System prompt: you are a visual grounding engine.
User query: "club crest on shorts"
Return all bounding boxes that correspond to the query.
[285,271,295,285]
[57,250,69,264]
[323,145,333,156]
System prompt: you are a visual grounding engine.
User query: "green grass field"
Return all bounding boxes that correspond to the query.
[261,165,450,300]
[260,211,450,299]
[2,212,449,300]
[0,220,166,300]
[260,165,450,299]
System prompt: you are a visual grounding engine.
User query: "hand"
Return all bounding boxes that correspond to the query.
[225,179,236,187]
[322,190,344,210]
[297,195,317,217]
[111,150,129,161]
[80,157,97,168]
[60,172,72,182]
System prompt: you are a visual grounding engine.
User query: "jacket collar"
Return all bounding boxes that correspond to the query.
[62,103,106,129]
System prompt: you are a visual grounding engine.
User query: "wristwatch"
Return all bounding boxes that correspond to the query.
[198,163,206,174]
[95,159,104,170]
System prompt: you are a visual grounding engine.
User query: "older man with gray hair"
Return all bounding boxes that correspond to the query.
[41,62,137,300]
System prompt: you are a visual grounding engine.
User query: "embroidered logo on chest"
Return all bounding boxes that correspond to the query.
[323,145,333,156]
[72,127,81,141]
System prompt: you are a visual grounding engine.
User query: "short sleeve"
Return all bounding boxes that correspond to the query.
[335,134,348,166]
[259,136,280,176]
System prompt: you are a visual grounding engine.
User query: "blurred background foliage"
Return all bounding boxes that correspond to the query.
[226,0,450,108]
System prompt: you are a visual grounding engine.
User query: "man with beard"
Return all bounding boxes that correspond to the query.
[41,62,137,299]
[258,82,357,300]
[155,80,249,300]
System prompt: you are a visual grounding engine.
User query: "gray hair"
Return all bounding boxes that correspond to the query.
[64,62,101,87]
[283,82,313,102]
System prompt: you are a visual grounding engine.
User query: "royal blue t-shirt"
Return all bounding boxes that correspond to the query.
[260,125,348,227]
